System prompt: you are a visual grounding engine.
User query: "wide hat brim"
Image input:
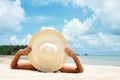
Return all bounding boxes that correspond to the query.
[28,29,68,72]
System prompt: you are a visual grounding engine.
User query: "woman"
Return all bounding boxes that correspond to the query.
[10,46,84,73]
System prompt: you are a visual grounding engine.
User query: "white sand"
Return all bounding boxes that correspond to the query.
[0,55,120,80]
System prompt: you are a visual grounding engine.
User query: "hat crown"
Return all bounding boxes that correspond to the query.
[39,43,58,59]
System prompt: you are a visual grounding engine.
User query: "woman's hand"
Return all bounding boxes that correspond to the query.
[10,46,33,69]
[19,46,32,55]
[64,47,84,73]
[65,48,75,57]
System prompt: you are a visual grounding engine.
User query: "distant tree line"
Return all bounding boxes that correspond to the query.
[0,45,27,55]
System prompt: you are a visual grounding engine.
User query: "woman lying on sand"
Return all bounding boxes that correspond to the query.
[10,47,84,73]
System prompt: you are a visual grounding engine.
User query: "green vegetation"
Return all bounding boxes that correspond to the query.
[0,45,27,55]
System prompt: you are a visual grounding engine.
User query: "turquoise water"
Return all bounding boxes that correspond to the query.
[66,56,120,66]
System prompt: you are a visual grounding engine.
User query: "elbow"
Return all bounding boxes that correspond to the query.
[77,69,84,73]
[79,69,84,73]
[79,67,84,73]
[10,64,17,69]
[76,68,84,73]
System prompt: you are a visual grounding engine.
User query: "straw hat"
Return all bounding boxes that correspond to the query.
[28,29,68,72]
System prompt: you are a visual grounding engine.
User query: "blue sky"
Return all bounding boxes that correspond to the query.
[0,0,120,55]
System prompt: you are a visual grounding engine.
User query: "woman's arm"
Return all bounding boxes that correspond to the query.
[60,48,84,73]
[10,47,35,70]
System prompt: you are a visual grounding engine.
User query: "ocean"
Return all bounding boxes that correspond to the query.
[66,56,120,66]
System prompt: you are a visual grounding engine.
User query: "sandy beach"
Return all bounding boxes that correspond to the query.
[0,55,120,80]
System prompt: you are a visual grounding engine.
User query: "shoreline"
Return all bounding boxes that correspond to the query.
[0,55,120,80]
[1,55,120,66]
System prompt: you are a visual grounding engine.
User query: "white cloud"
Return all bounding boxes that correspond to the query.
[30,0,120,34]
[81,32,108,46]
[10,36,18,44]
[72,0,120,34]
[62,17,96,49]
[62,17,120,54]
[0,0,25,32]
[82,32,120,53]
[61,0,120,53]
[10,34,32,45]
[27,0,120,33]
[101,0,120,34]
[62,18,88,41]
[62,13,96,41]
